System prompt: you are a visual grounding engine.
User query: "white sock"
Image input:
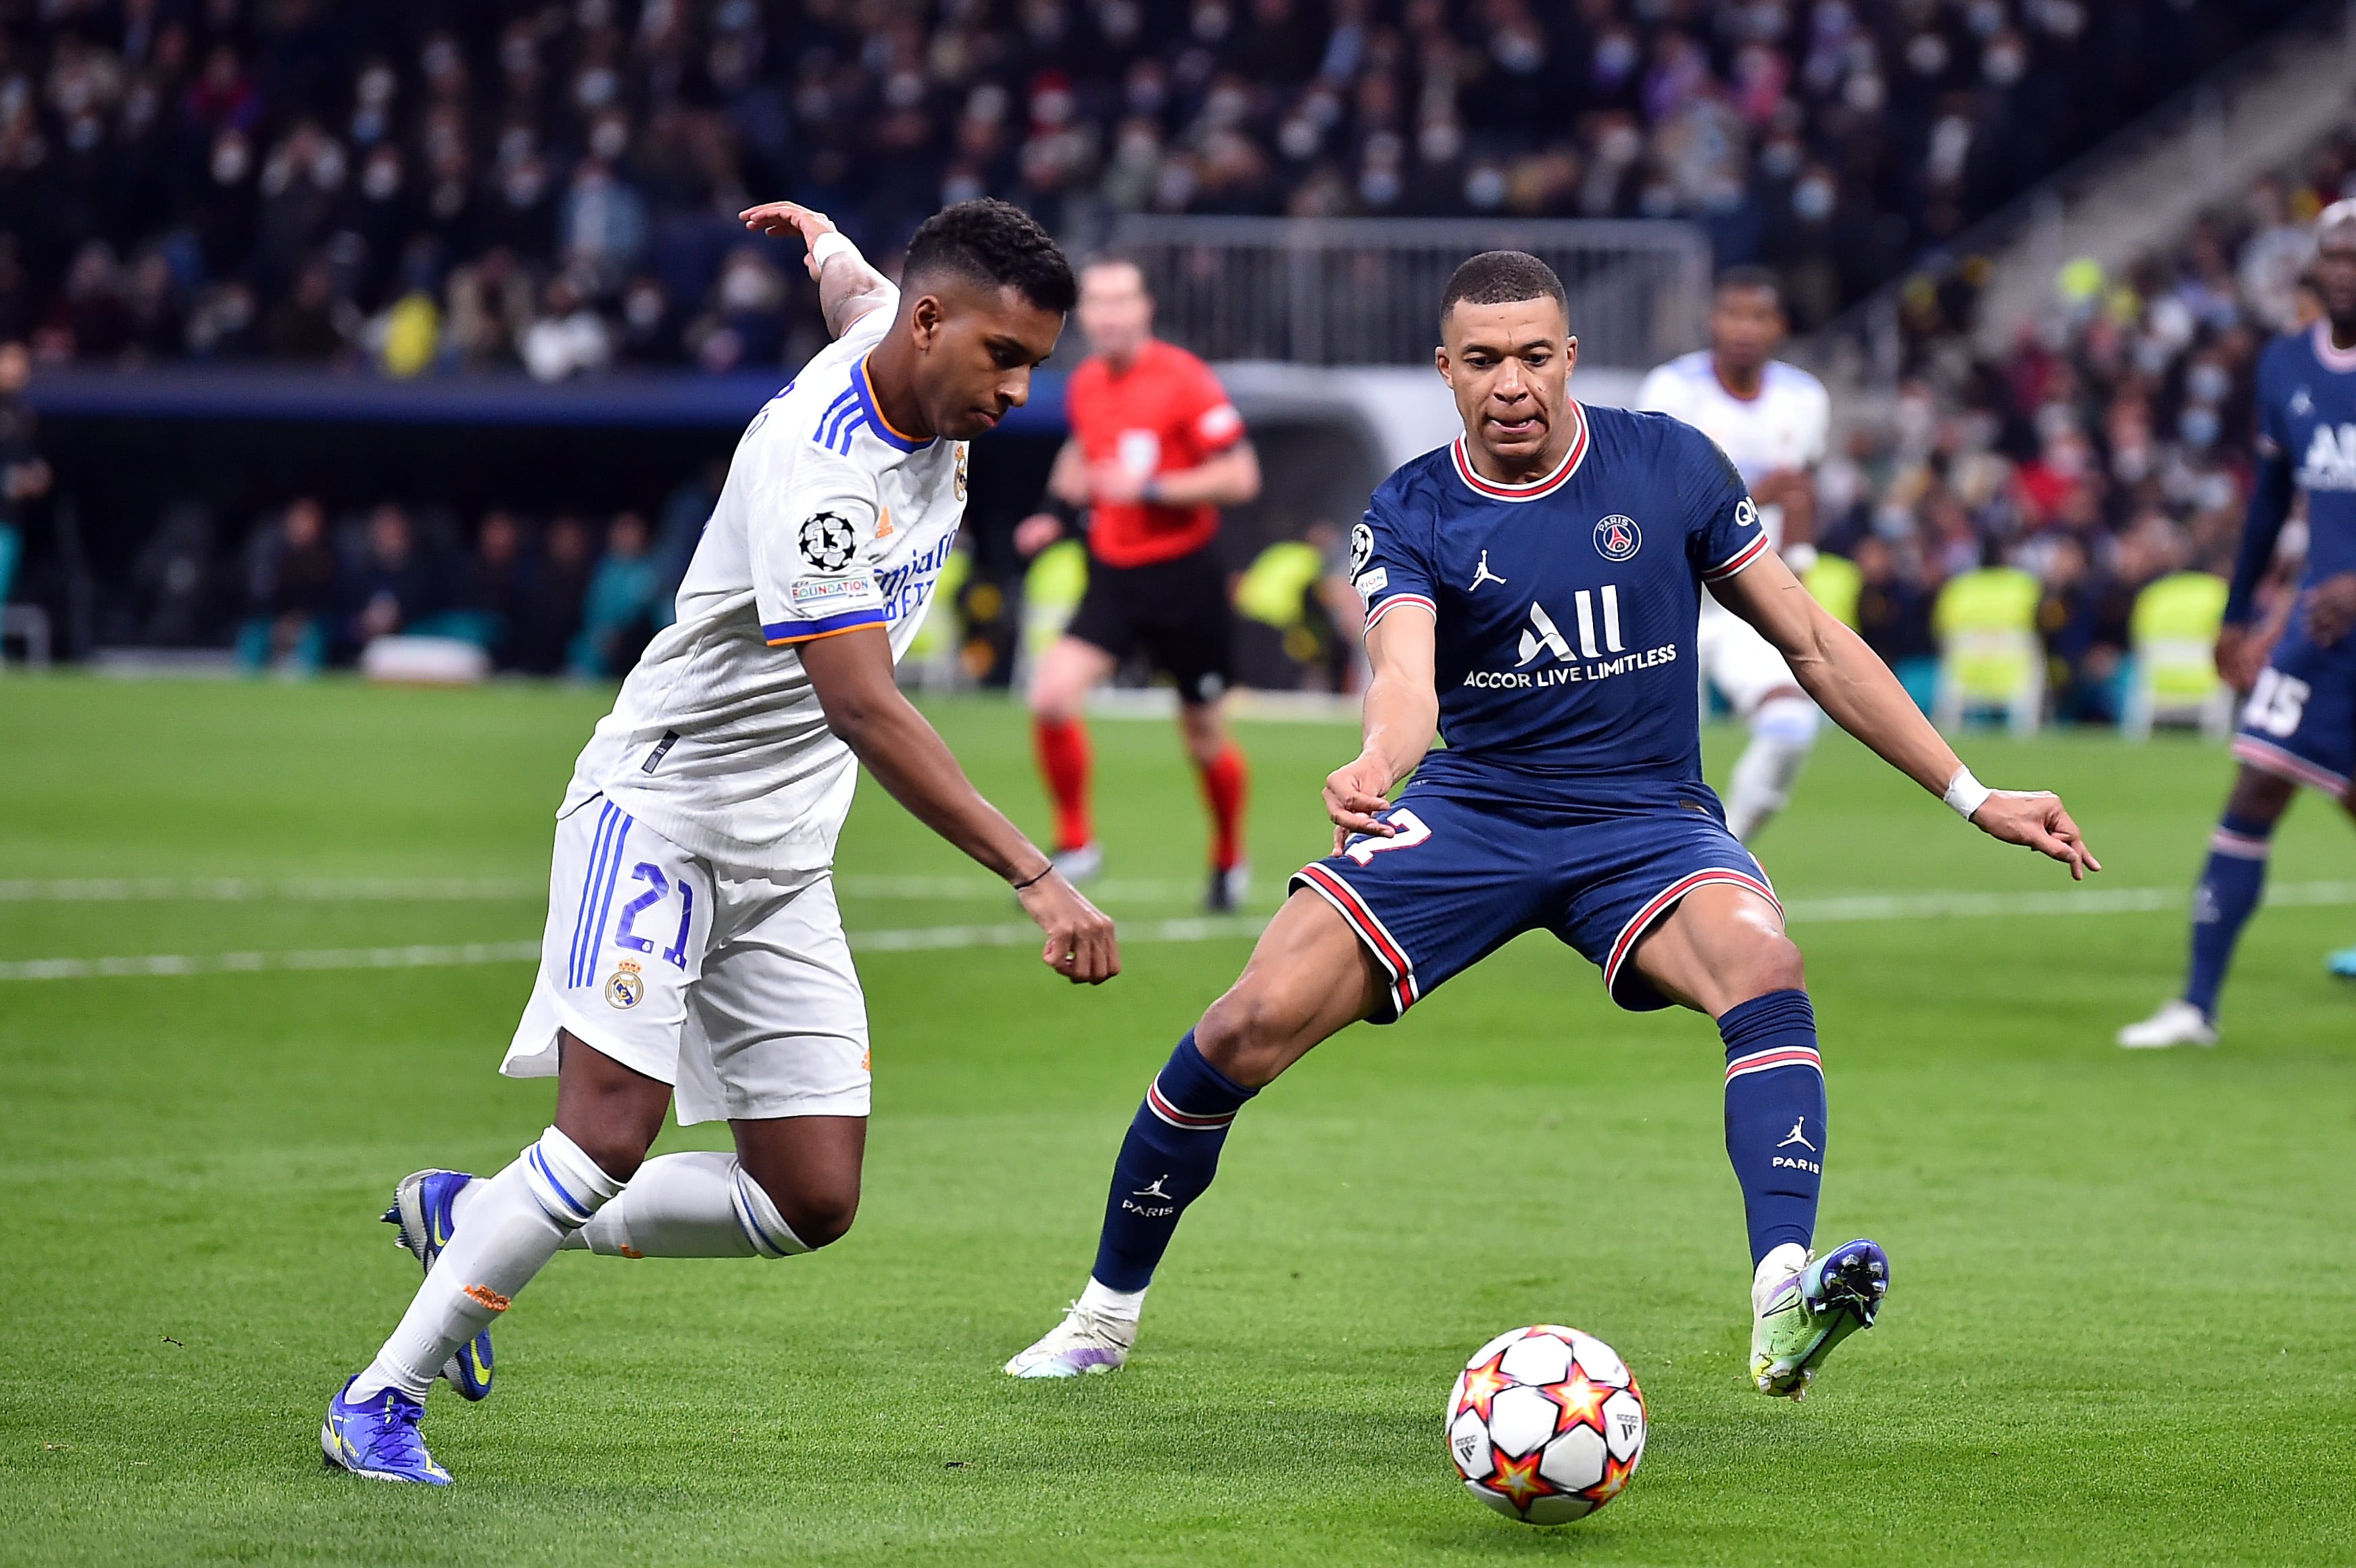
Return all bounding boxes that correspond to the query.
[1725,696,1820,842]
[1079,1276,1146,1323]
[559,1151,809,1258]
[349,1127,620,1400]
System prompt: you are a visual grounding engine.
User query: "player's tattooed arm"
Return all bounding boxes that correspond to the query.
[738,201,895,339]
[1325,606,1438,851]
[1714,548,2101,880]
[798,627,1121,983]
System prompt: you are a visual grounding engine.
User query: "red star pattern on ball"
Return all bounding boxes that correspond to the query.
[1544,1369,1611,1434]
[1456,1353,1515,1425]
[1486,1447,1556,1513]
[1590,1452,1640,1503]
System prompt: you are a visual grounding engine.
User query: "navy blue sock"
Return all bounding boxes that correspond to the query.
[1720,989,1826,1266]
[2184,812,2274,1021]
[1090,1032,1257,1292]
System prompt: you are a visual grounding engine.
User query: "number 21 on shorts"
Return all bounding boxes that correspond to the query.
[2242,669,2310,739]
[1346,807,1433,865]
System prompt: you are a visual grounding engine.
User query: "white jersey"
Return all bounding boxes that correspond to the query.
[1634,351,1830,554]
[562,292,968,871]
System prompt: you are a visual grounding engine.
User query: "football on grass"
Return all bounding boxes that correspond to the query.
[1446,1325,1646,1524]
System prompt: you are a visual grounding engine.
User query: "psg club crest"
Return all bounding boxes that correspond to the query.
[798,510,858,572]
[1593,515,1641,562]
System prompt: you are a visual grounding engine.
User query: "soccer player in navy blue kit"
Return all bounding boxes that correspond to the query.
[2122,201,2356,1048]
[1007,251,2099,1399]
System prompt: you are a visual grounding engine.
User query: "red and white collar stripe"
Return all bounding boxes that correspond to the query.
[1449,401,1589,502]
[2316,320,2356,374]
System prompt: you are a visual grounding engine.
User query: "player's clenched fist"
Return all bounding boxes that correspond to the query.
[1019,873,1121,983]
[1967,789,2102,881]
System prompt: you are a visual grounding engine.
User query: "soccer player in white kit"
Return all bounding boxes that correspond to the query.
[1636,268,1833,843]
[322,199,1118,1484]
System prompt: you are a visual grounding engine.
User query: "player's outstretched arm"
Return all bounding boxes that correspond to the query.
[1713,552,2101,879]
[1324,606,1439,852]
[737,201,894,340]
[799,629,1119,982]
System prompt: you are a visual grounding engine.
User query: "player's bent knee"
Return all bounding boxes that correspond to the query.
[1730,933,1807,1004]
[1195,985,1314,1088]
[740,1163,860,1251]
[2227,766,2298,823]
[781,1192,858,1250]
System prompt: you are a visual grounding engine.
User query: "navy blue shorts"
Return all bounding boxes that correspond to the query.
[2234,611,2356,796]
[1287,784,1778,1022]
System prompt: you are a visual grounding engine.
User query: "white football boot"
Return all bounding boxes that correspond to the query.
[2116,999,2217,1050]
[1003,1302,1135,1379]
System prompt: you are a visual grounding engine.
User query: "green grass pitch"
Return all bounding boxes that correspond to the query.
[3,677,2353,1566]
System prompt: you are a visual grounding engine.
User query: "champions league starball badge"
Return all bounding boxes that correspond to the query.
[798,510,859,572]
[1350,522,1374,574]
[1593,515,1641,561]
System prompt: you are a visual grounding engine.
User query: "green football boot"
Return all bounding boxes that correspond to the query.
[1750,1238,1889,1400]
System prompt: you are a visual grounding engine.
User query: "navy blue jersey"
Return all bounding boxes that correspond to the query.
[2257,321,2356,593]
[1352,401,1765,807]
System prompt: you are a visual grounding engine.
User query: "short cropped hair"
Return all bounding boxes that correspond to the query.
[1714,264,1785,308]
[906,199,1078,314]
[1440,250,1568,332]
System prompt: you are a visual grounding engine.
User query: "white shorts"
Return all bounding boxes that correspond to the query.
[501,795,872,1125]
[1698,602,1803,718]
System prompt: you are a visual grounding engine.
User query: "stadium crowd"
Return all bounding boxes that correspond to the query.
[205,476,720,677]
[1813,127,2356,722]
[0,0,2299,379]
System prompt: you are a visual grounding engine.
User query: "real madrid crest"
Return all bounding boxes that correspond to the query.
[606,958,644,1009]
[1594,514,1641,561]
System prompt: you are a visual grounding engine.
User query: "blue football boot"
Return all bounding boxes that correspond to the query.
[1750,1238,1890,1400]
[2328,946,2356,979]
[383,1169,495,1402]
[322,1377,451,1484]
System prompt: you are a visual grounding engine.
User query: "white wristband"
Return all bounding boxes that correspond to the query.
[810,231,859,271]
[1943,764,1993,822]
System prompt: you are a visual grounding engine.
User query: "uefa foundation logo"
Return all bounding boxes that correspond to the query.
[1593,515,1641,561]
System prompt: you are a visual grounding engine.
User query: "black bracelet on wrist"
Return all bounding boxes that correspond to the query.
[1010,864,1054,890]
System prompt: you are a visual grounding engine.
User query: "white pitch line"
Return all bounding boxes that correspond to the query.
[0,877,541,902]
[0,874,1194,904]
[0,941,543,981]
[3,881,2352,984]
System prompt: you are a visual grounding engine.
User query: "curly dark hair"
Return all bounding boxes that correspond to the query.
[1439,250,1567,331]
[904,199,1078,315]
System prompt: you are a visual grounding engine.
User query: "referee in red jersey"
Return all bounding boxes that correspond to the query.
[1016,256,1262,911]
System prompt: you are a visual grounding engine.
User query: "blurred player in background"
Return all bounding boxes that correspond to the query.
[1006,251,2096,1400]
[321,199,1118,1484]
[1016,258,1263,910]
[2121,202,2356,1048]
[1636,269,1832,843]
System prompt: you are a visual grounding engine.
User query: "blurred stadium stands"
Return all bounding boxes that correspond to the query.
[0,0,2332,713]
